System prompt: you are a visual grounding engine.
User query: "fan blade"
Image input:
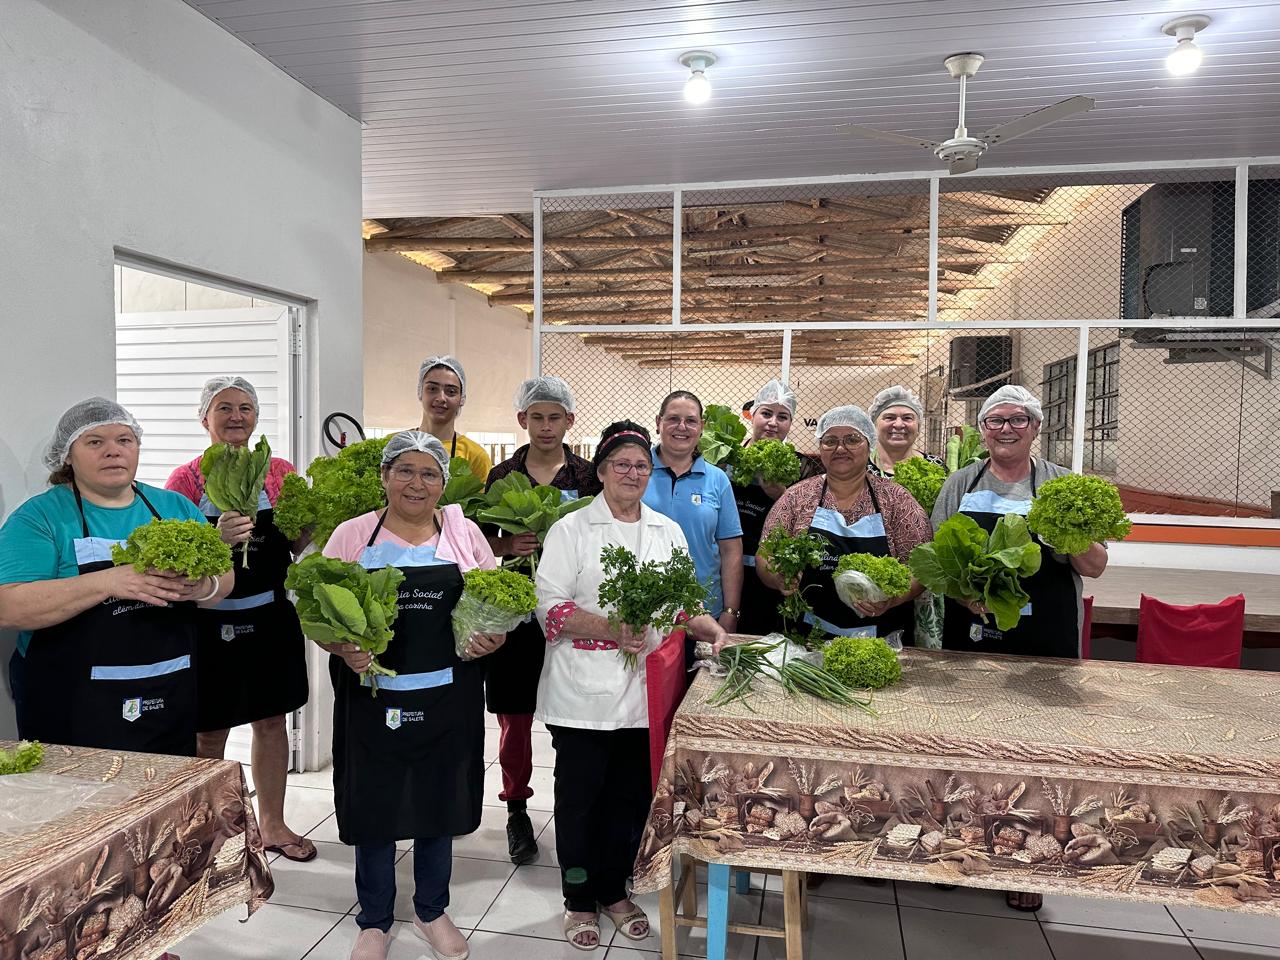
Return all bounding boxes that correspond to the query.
[981,96,1094,145]
[837,123,938,150]
[949,156,979,175]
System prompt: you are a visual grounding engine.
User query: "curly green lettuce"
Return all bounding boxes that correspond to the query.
[459,568,537,616]
[273,437,390,548]
[834,553,913,598]
[822,636,902,689]
[892,457,946,512]
[733,439,802,487]
[0,740,44,775]
[112,518,233,579]
[1026,474,1132,556]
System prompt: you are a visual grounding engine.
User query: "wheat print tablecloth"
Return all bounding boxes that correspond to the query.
[0,743,273,959]
[633,649,1280,915]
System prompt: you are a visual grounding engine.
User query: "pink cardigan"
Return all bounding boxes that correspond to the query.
[323,505,496,572]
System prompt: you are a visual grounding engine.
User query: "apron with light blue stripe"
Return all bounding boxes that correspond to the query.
[20,484,198,755]
[803,478,913,642]
[331,509,481,844]
[940,460,1079,658]
[195,479,307,731]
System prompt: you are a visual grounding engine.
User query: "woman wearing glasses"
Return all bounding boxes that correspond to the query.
[932,385,1108,658]
[758,405,931,644]
[535,420,727,950]
[642,392,743,640]
[931,386,1107,912]
[320,431,504,960]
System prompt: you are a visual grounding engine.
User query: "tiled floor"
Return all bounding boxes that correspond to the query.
[175,715,1280,959]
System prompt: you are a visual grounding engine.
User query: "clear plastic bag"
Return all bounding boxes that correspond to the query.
[450,592,530,659]
[0,772,136,836]
[834,570,888,608]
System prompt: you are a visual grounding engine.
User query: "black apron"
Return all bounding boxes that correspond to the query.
[484,486,577,715]
[331,510,483,845]
[196,489,308,731]
[802,479,914,643]
[940,461,1079,658]
[735,479,783,637]
[19,485,198,756]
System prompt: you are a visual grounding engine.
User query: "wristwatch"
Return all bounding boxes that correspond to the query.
[721,607,741,617]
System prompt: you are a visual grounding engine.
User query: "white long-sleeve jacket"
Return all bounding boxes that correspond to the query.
[534,493,690,730]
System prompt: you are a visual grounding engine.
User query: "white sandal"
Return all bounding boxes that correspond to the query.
[602,903,650,941]
[563,912,601,951]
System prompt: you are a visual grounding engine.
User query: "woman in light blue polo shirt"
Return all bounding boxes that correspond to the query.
[642,391,743,639]
[0,397,234,756]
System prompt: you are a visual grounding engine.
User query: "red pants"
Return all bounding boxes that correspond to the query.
[497,713,534,802]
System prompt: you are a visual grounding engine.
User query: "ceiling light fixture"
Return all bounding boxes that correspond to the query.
[1162,15,1210,76]
[679,51,716,104]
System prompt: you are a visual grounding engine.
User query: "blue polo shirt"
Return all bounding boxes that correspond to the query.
[641,446,742,617]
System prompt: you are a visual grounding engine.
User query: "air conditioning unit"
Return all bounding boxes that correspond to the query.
[948,336,1012,398]
[1120,180,1280,320]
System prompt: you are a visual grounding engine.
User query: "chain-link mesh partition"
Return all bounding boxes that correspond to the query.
[537,163,1280,518]
[539,191,674,326]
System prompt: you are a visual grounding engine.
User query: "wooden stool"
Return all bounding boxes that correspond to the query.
[658,855,808,960]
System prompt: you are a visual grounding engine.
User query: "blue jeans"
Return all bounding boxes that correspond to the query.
[355,836,453,932]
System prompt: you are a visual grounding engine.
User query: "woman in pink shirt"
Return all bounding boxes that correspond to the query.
[321,431,503,960]
[166,376,312,861]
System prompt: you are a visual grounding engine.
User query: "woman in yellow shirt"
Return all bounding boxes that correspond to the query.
[416,355,492,480]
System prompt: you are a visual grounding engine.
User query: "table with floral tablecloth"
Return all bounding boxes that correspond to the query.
[0,743,273,960]
[634,649,1280,916]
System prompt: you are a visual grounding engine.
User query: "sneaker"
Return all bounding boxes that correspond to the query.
[349,928,388,960]
[507,810,538,865]
[413,914,470,960]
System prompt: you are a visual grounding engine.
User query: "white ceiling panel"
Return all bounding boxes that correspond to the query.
[184,0,1280,216]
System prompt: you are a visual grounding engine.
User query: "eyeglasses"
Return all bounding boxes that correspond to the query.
[607,460,653,476]
[819,435,866,451]
[389,465,444,484]
[661,416,702,429]
[980,415,1033,430]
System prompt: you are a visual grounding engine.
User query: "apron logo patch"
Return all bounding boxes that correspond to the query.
[221,624,236,641]
[385,708,424,729]
[385,708,402,729]
[123,698,141,722]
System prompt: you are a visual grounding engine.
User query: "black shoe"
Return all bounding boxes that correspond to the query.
[507,811,538,865]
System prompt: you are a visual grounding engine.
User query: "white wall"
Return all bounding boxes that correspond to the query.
[0,0,363,741]
[363,251,532,436]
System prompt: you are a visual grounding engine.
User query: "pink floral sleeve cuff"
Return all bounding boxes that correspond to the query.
[545,601,577,644]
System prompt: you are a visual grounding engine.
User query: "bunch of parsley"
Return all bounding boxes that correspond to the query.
[597,546,708,668]
[757,526,828,643]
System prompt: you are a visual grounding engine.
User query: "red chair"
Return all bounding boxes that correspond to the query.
[645,628,688,790]
[1136,593,1245,669]
[1080,596,1094,660]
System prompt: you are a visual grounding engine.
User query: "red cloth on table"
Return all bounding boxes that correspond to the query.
[1136,593,1245,669]
[645,629,687,791]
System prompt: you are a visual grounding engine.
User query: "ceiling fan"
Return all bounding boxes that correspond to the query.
[838,53,1095,174]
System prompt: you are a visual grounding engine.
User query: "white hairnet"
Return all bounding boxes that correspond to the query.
[979,385,1044,424]
[513,376,576,413]
[870,385,924,423]
[815,405,876,452]
[417,355,467,399]
[752,379,797,415]
[381,430,450,483]
[45,397,143,471]
[198,376,260,419]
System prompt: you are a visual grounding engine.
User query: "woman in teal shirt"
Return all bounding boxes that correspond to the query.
[0,398,234,755]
